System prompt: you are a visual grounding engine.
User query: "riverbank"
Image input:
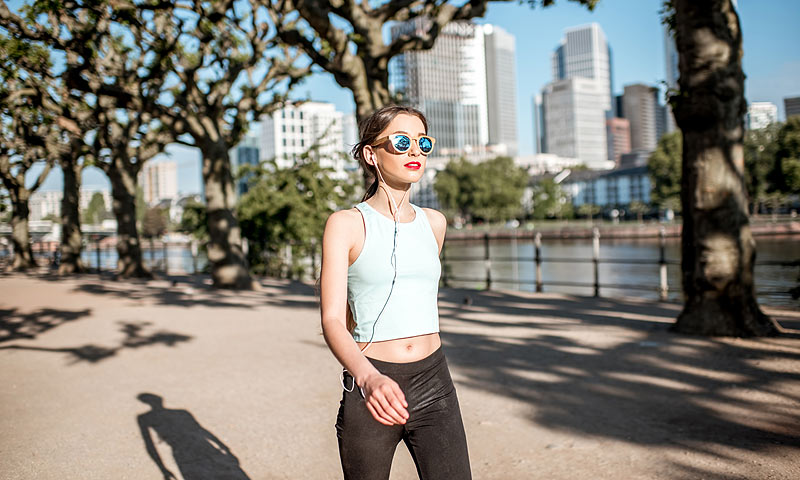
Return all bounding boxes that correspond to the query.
[1,272,799,479]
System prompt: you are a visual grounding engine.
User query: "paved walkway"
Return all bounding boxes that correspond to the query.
[1,272,799,480]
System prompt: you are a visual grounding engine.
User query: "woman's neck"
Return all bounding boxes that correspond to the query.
[370,183,413,220]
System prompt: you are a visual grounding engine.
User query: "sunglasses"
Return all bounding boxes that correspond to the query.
[371,133,436,155]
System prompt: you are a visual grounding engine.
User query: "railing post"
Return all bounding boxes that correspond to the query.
[659,227,668,301]
[95,237,101,273]
[191,240,198,275]
[162,240,169,276]
[484,233,491,290]
[592,227,600,297]
[535,232,543,293]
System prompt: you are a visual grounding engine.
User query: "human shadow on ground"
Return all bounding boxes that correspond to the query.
[437,288,800,476]
[0,307,92,343]
[0,321,191,364]
[22,271,321,311]
[137,393,251,480]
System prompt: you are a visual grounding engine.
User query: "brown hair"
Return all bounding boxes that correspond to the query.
[351,105,428,201]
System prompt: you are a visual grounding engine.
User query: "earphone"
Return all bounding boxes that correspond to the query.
[341,153,411,395]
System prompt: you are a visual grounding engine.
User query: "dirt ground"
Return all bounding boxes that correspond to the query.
[1,271,799,480]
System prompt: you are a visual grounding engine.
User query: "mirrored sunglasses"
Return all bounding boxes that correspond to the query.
[372,133,436,155]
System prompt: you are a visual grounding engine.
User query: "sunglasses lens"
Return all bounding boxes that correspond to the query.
[419,136,433,154]
[391,134,411,152]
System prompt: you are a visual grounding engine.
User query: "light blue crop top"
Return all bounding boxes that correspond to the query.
[347,202,441,342]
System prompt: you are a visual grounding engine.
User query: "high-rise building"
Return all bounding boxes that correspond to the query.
[391,19,487,156]
[663,26,679,133]
[551,23,612,113]
[533,95,546,154]
[542,77,610,169]
[260,101,351,178]
[140,161,178,206]
[783,96,800,119]
[746,102,778,130]
[622,83,660,152]
[484,25,518,155]
[231,131,260,197]
[390,20,517,157]
[606,117,631,166]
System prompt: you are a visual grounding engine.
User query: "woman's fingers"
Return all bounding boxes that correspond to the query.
[365,400,395,426]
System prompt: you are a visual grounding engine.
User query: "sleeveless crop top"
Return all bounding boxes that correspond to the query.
[347,202,441,342]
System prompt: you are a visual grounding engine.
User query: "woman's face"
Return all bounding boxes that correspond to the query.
[365,114,428,186]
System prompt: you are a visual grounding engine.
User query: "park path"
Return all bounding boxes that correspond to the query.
[1,272,799,480]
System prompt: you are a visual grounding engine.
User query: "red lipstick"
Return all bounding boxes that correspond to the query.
[404,161,421,170]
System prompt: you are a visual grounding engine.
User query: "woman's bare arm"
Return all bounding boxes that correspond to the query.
[319,210,409,425]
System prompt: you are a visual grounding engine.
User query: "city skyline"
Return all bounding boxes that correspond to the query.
[30,0,800,195]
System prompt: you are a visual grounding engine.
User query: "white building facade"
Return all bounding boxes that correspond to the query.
[260,102,351,178]
[542,77,612,170]
[390,20,517,157]
[746,102,778,130]
[551,23,612,113]
[140,161,178,206]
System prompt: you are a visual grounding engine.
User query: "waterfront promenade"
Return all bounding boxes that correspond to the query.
[1,271,799,480]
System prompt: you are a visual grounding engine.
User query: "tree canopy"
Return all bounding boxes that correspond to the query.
[435,156,528,223]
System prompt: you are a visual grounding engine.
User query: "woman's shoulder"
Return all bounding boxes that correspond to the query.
[420,207,446,235]
[325,206,363,232]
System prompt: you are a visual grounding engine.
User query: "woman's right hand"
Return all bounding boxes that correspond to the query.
[360,373,409,426]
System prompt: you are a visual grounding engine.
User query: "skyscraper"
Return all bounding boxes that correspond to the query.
[663,26,679,133]
[484,25,518,155]
[390,20,517,157]
[551,23,612,112]
[542,77,609,169]
[784,96,800,119]
[622,83,660,152]
[541,23,612,168]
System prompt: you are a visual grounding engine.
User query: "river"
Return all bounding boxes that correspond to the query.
[442,235,800,307]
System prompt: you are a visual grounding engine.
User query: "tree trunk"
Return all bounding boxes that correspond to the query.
[202,145,253,289]
[342,60,392,125]
[671,0,778,336]
[107,156,151,278]
[58,158,85,274]
[10,195,35,271]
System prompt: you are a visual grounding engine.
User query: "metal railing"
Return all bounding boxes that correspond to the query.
[441,228,800,301]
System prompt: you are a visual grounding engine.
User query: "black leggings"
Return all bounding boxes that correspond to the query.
[335,347,471,480]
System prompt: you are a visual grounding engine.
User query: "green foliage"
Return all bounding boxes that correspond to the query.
[628,200,649,223]
[744,123,780,209]
[531,178,573,220]
[434,156,528,223]
[577,203,601,219]
[82,192,107,225]
[236,155,357,278]
[774,116,800,194]
[179,199,208,241]
[141,206,168,239]
[648,131,682,211]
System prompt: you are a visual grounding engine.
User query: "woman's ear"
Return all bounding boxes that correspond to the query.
[363,145,376,166]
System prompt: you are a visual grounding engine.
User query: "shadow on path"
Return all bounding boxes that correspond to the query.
[0,321,191,364]
[438,288,800,476]
[137,393,250,480]
[0,307,92,343]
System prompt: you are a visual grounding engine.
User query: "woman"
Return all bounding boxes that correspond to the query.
[319,105,472,479]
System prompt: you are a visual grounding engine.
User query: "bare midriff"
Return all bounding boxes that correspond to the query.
[357,332,441,363]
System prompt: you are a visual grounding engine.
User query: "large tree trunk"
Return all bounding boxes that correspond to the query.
[107,156,151,278]
[10,195,36,271]
[202,145,252,289]
[58,158,85,274]
[671,0,778,336]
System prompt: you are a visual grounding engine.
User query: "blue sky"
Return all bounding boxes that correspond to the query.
[32,0,800,195]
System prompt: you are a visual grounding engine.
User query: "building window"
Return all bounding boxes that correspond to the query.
[283,139,287,146]
[300,139,305,147]
[282,125,286,132]
[299,112,304,120]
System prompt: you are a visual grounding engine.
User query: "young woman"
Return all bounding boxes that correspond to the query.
[319,105,472,479]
